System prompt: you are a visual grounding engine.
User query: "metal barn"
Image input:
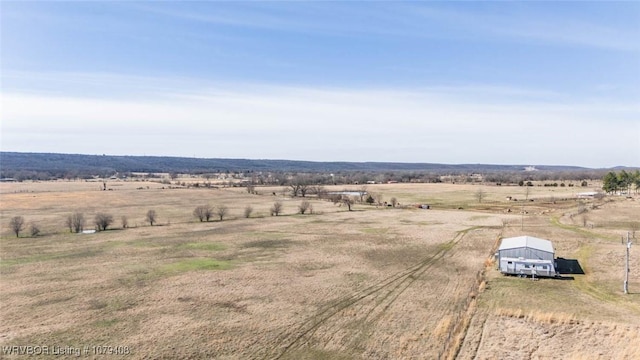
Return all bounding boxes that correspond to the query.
[497,236,557,277]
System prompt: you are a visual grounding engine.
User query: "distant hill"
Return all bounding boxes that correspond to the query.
[0,152,606,178]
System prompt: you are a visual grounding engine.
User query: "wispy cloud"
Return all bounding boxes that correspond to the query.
[2,73,638,166]
[132,2,640,51]
[408,3,640,51]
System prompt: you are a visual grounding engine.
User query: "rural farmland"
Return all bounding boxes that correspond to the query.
[1,180,639,359]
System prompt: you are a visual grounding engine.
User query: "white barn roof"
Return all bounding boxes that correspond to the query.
[498,236,554,254]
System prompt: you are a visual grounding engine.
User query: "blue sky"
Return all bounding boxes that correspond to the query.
[1,1,639,167]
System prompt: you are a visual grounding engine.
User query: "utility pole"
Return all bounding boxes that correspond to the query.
[624,232,631,294]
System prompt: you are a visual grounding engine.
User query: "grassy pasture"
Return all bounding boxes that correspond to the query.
[1,180,639,359]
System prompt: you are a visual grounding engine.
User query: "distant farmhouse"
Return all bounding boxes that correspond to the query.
[496,236,557,277]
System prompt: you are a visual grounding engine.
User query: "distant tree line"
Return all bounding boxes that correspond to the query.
[1,166,619,188]
[1,152,623,185]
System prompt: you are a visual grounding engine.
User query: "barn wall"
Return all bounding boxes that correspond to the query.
[499,247,553,261]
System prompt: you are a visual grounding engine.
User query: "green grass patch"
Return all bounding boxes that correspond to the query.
[479,275,578,313]
[550,216,613,241]
[571,245,620,304]
[242,239,292,249]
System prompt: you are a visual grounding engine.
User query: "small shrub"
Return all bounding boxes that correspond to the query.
[146,210,157,226]
[271,201,283,216]
[298,200,311,215]
[29,223,40,237]
[66,212,85,233]
[95,212,114,231]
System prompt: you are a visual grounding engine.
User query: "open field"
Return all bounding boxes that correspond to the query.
[1,181,639,359]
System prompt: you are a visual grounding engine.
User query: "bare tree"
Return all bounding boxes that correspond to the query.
[9,216,25,237]
[66,212,85,233]
[244,205,253,218]
[357,185,368,202]
[475,189,485,203]
[146,210,157,226]
[299,183,310,197]
[121,215,129,229]
[390,197,398,207]
[310,185,326,199]
[65,215,73,232]
[298,200,312,214]
[216,205,229,221]
[330,194,342,204]
[343,196,354,211]
[289,176,310,197]
[246,184,256,194]
[371,192,383,206]
[94,212,114,231]
[29,223,41,237]
[289,183,301,197]
[193,205,213,222]
[271,201,283,216]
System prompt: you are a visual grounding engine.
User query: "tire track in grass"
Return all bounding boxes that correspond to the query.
[262,228,477,360]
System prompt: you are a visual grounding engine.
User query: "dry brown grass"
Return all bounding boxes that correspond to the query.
[1,181,639,359]
[495,308,578,325]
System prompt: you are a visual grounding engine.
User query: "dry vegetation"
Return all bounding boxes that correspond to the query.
[1,179,639,359]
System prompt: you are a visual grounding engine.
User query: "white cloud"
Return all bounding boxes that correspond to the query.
[1,80,638,167]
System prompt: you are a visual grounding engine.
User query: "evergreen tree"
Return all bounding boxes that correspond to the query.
[602,171,619,194]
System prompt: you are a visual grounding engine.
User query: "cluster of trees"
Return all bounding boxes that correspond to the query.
[64,210,158,233]
[193,205,228,222]
[8,216,39,238]
[602,170,640,194]
[6,209,161,238]
[9,196,332,238]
